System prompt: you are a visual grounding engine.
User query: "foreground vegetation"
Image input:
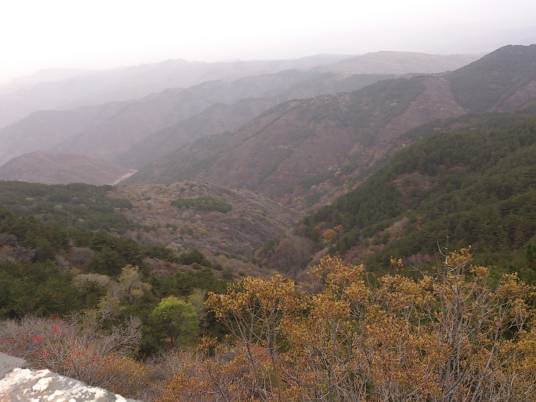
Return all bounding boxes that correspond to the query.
[0,205,227,356]
[2,250,536,401]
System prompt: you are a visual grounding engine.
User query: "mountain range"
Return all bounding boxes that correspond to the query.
[131,45,536,210]
[0,70,393,166]
[0,51,478,130]
[0,54,348,129]
[315,51,478,75]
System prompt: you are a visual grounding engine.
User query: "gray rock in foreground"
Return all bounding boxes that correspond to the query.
[0,352,139,401]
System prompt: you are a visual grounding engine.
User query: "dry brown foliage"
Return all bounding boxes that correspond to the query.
[160,249,536,401]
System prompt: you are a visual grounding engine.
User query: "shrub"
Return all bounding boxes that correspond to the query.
[177,249,209,266]
[150,297,199,348]
[0,317,147,399]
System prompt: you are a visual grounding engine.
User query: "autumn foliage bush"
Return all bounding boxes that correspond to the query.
[0,316,149,399]
[160,249,536,401]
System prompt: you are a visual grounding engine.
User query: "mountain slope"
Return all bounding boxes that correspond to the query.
[119,73,391,168]
[0,51,475,129]
[0,181,132,232]
[0,179,294,267]
[2,49,478,166]
[131,75,465,207]
[118,98,278,169]
[318,51,478,75]
[449,44,536,112]
[131,45,536,209]
[0,85,226,165]
[301,113,536,274]
[0,152,133,185]
[0,69,86,94]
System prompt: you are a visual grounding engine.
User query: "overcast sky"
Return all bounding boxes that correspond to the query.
[1,0,535,83]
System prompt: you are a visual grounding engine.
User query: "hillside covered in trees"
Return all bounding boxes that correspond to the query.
[0,187,230,357]
[302,113,536,279]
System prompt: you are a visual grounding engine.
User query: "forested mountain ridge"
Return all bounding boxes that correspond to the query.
[130,75,458,208]
[118,73,392,168]
[0,89,205,165]
[296,112,536,278]
[0,180,294,267]
[449,44,536,112]
[111,182,296,260]
[0,181,133,232]
[0,188,231,363]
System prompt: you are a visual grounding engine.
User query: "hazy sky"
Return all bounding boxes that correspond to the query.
[1,0,535,83]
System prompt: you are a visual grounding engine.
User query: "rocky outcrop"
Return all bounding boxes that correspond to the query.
[0,353,137,402]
